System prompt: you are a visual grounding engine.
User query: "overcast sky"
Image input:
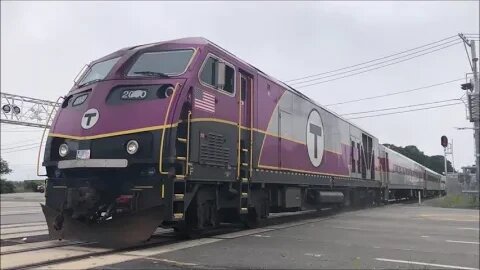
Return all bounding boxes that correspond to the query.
[1,1,479,181]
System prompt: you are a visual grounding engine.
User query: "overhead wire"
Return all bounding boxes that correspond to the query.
[293,41,462,88]
[324,77,464,106]
[340,98,462,116]
[347,102,463,120]
[1,142,40,151]
[290,38,461,86]
[0,137,42,147]
[1,129,43,133]
[285,34,459,83]
[1,145,40,154]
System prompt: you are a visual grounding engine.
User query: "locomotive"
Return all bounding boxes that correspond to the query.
[41,37,445,245]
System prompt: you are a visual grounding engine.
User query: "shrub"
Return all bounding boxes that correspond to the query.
[0,179,16,194]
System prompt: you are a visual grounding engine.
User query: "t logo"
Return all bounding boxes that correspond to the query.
[81,108,99,129]
[306,109,325,167]
[309,123,322,158]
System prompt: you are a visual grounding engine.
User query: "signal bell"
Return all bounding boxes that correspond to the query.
[441,135,448,148]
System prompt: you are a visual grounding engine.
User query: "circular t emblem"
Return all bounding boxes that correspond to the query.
[306,109,325,167]
[81,108,99,129]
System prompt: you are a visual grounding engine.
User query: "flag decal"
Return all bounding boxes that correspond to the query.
[194,89,215,113]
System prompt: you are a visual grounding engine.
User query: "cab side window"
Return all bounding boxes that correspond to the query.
[200,56,235,94]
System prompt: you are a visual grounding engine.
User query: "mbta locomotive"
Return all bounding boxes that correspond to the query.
[41,37,445,245]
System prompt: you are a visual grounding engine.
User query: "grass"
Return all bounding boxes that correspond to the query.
[429,194,480,209]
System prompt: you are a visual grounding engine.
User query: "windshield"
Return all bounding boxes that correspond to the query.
[127,49,194,77]
[77,57,121,86]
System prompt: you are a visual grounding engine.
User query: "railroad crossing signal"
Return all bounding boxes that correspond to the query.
[441,135,448,148]
[461,82,473,90]
[1,92,61,129]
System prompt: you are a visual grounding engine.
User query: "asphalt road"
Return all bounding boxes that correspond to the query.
[98,204,479,270]
[1,193,478,269]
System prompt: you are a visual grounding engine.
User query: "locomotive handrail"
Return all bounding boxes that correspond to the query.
[184,110,192,177]
[237,77,242,180]
[159,83,180,175]
[37,96,64,176]
[249,78,254,178]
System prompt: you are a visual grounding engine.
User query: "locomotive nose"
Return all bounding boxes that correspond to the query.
[50,80,185,138]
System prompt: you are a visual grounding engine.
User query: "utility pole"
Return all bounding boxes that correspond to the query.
[459,34,480,182]
[450,139,455,170]
[441,135,449,197]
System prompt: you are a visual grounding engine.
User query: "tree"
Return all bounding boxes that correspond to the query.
[1,158,12,175]
[383,144,454,175]
[0,180,15,193]
[0,158,15,193]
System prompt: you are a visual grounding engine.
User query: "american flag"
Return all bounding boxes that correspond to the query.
[194,89,215,113]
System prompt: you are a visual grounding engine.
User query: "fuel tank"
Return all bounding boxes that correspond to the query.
[308,190,345,204]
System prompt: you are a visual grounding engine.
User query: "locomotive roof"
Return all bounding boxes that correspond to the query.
[112,37,439,175]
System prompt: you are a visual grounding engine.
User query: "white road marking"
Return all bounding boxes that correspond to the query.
[304,253,322,258]
[331,226,365,231]
[251,234,271,238]
[36,238,222,270]
[457,227,480,231]
[1,225,48,235]
[375,258,479,270]
[0,222,46,229]
[147,257,198,266]
[420,235,430,238]
[0,210,42,216]
[0,230,48,240]
[446,240,480,245]
[265,217,329,230]
[0,202,42,208]
[212,228,273,239]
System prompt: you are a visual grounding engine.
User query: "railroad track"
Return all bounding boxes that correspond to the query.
[1,198,425,270]
[0,207,344,270]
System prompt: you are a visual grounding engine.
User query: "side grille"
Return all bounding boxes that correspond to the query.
[199,132,229,166]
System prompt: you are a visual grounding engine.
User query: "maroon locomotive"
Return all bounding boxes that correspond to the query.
[41,37,444,245]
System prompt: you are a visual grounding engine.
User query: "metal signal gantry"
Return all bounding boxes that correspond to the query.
[1,92,61,129]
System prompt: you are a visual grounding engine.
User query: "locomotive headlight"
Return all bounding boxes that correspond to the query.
[164,86,174,98]
[126,140,139,155]
[58,143,69,157]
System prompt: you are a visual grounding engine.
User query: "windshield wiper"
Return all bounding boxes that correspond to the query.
[133,71,170,78]
[78,79,102,87]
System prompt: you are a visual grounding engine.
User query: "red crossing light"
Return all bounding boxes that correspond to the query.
[441,135,448,148]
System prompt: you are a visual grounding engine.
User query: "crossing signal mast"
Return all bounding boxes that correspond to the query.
[458,33,480,182]
[1,92,63,176]
[440,135,454,175]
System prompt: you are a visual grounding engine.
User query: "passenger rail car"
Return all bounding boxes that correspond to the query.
[41,37,444,245]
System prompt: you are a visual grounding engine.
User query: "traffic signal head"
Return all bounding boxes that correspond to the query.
[461,82,473,90]
[441,135,448,148]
